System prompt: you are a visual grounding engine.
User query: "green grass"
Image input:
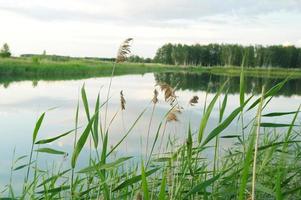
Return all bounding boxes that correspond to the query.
[0,57,181,78]
[1,70,301,199]
[0,57,301,85]
[200,66,301,79]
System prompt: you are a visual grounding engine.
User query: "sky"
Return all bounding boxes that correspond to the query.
[0,0,301,58]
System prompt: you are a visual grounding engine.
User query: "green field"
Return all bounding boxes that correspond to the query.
[1,57,301,83]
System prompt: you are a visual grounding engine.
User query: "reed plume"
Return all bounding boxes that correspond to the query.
[116,38,133,63]
[120,90,126,110]
[158,83,176,105]
[104,38,133,132]
[189,96,199,106]
[152,89,159,104]
[167,108,181,122]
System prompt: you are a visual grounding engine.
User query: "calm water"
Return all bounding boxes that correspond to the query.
[0,72,301,188]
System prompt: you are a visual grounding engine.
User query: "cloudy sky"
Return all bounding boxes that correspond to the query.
[0,0,301,57]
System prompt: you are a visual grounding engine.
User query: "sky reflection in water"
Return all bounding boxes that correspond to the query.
[0,72,300,187]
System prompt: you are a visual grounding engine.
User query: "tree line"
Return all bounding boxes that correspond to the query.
[153,43,301,68]
[3,42,301,69]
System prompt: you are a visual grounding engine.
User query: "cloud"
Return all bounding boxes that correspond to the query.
[1,0,301,57]
[1,0,301,25]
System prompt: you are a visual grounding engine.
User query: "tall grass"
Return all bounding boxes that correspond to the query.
[1,41,301,200]
[2,75,300,199]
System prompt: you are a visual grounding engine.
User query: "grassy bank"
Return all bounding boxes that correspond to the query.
[200,66,301,79]
[1,76,301,199]
[0,57,301,83]
[0,57,183,76]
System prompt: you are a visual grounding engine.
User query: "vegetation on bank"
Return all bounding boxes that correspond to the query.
[0,43,11,58]
[1,41,301,84]
[1,38,301,200]
[0,57,175,79]
[3,42,301,70]
[154,43,301,68]
[1,57,301,83]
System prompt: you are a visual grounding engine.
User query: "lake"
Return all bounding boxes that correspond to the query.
[0,72,301,189]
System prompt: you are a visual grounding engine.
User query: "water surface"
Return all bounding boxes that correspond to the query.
[0,72,300,188]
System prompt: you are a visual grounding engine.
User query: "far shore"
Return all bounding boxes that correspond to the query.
[0,57,301,82]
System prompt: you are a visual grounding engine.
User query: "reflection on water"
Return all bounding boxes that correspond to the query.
[0,72,300,188]
[154,72,301,96]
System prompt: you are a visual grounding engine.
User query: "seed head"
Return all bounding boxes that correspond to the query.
[152,89,159,104]
[167,108,181,122]
[158,83,176,105]
[189,96,199,106]
[120,90,126,110]
[116,38,133,63]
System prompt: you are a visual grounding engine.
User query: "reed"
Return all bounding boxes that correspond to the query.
[1,40,301,200]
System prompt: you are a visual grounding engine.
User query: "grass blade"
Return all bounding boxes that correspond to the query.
[262,111,299,117]
[198,82,227,143]
[219,91,228,122]
[35,148,66,155]
[81,84,90,120]
[78,157,132,173]
[141,161,150,200]
[158,169,167,200]
[184,171,224,198]
[113,167,160,192]
[260,123,299,128]
[32,112,45,143]
[35,129,74,144]
[92,93,100,148]
[71,115,95,168]
[201,96,252,147]
[247,78,288,111]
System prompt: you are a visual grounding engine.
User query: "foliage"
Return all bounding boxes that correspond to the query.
[1,75,301,199]
[154,43,301,68]
[0,43,11,58]
[128,55,152,63]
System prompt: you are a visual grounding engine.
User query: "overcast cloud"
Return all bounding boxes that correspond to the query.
[0,0,301,57]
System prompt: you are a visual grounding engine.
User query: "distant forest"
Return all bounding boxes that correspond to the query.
[18,43,301,69]
[152,43,301,68]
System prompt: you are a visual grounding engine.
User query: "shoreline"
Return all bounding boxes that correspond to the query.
[0,58,301,82]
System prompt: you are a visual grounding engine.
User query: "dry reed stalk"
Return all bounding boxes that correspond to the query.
[251,86,265,200]
[104,38,133,132]
[146,89,159,158]
[135,192,143,200]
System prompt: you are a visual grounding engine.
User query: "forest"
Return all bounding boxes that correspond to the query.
[153,43,301,68]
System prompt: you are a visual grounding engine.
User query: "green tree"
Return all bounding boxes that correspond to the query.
[0,43,11,58]
[153,43,301,69]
